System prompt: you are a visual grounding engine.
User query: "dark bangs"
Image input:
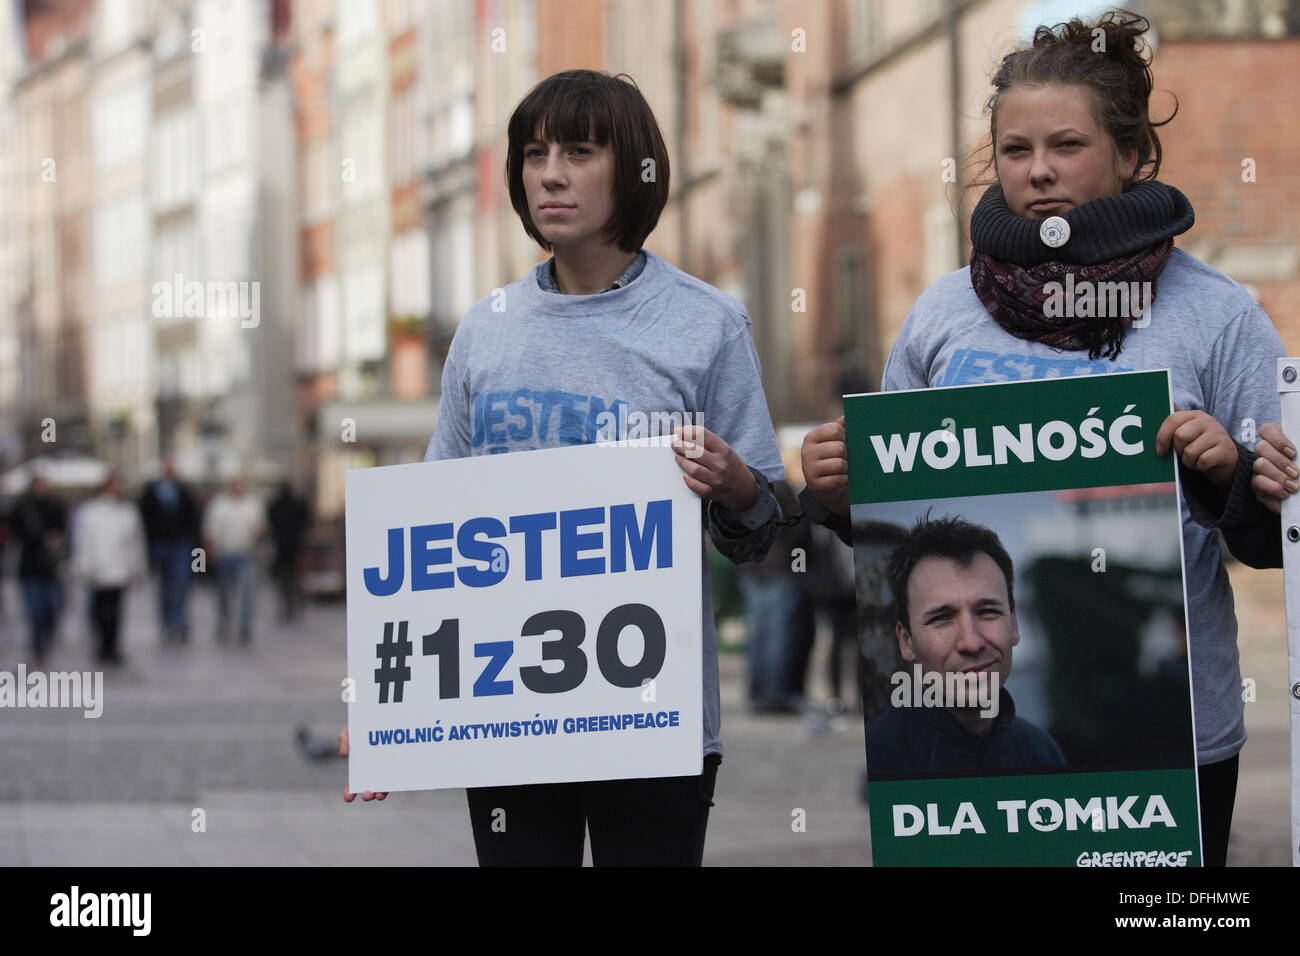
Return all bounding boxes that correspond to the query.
[508,70,617,151]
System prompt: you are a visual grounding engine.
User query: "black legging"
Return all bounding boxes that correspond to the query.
[466,754,721,866]
[89,587,125,662]
[1197,754,1239,867]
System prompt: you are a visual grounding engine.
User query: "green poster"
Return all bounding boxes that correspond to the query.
[846,371,1201,867]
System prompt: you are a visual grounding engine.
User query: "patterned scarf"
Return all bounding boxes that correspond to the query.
[969,183,1194,360]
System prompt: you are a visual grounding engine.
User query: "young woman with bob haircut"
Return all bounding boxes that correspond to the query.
[342,69,785,867]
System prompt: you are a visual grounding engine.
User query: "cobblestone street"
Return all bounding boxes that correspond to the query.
[0,562,1289,866]
[0,574,870,865]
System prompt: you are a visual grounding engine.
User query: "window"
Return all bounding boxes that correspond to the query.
[94,80,149,172]
[298,274,341,372]
[99,0,133,54]
[154,109,199,211]
[836,245,866,360]
[447,95,473,158]
[94,314,151,394]
[304,139,337,225]
[204,99,251,176]
[95,195,149,284]
[153,221,199,322]
[389,229,431,318]
[341,107,384,200]
[338,0,378,49]
[389,86,414,184]
[342,263,385,362]
[923,201,957,285]
[849,0,878,60]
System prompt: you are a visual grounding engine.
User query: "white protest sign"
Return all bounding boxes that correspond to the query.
[345,441,703,793]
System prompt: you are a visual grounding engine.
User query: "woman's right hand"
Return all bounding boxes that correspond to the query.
[339,725,388,802]
[800,416,850,517]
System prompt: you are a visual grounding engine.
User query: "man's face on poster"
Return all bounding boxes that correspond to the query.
[896,552,1020,692]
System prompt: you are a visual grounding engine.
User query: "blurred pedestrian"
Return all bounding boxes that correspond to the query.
[11,474,67,666]
[138,457,201,643]
[204,477,264,644]
[0,496,12,621]
[803,520,862,715]
[72,471,146,666]
[266,482,308,624]
[736,481,809,714]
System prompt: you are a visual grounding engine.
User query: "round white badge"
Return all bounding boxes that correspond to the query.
[1039,216,1070,248]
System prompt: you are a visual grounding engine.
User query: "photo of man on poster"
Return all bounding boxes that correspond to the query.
[866,515,1066,776]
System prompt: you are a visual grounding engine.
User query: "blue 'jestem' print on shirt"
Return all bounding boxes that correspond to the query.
[470,389,629,454]
[938,348,1134,387]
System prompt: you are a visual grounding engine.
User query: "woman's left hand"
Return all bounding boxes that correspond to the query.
[1155,409,1238,487]
[672,425,759,513]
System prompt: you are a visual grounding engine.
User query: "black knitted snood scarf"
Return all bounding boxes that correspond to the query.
[969,182,1195,359]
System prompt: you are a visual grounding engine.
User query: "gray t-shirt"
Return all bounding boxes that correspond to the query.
[425,248,785,757]
[882,248,1285,765]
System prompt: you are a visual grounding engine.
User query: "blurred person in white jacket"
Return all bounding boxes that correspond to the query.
[72,471,147,665]
[203,477,264,643]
